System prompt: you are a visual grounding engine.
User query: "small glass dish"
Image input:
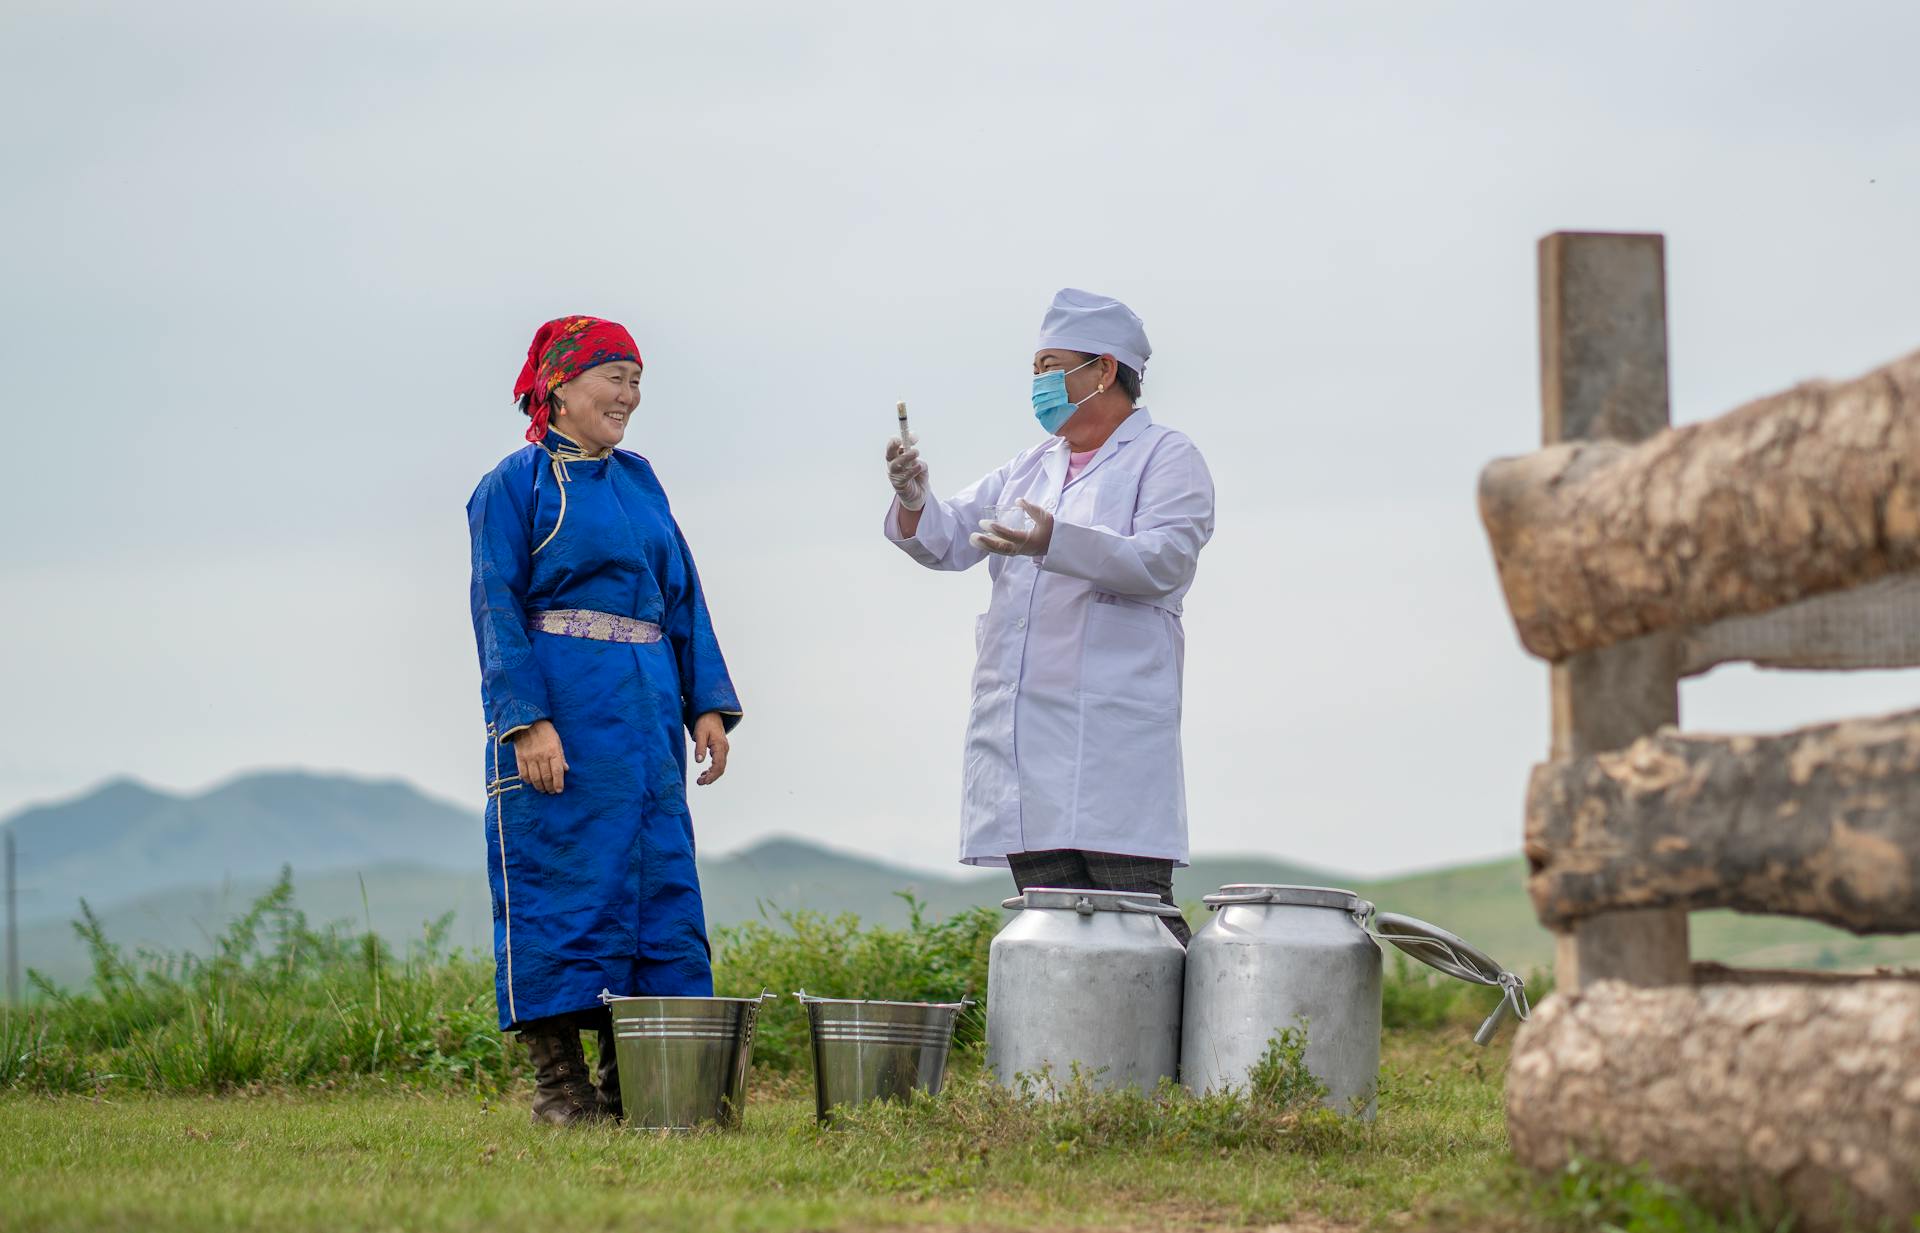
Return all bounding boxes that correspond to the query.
[980,503,1033,534]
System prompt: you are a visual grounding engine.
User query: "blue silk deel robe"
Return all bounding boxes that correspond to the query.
[467,430,742,1030]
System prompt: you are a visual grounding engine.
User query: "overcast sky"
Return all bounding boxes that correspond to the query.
[3,0,1918,878]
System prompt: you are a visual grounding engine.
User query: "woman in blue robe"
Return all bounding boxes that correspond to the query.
[468,314,742,1125]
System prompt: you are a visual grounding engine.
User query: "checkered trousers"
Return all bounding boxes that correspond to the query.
[1006,848,1192,946]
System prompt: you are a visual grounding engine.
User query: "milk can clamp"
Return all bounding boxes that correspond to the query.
[1370,912,1532,1046]
[1000,890,1182,917]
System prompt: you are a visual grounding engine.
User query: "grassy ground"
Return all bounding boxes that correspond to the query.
[3,878,1817,1232]
[0,1031,1775,1233]
[0,1032,1491,1233]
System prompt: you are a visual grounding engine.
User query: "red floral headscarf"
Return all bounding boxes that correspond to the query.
[512,315,643,443]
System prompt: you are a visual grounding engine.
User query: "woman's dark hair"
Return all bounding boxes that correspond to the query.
[517,390,564,417]
[1071,351,1143,402]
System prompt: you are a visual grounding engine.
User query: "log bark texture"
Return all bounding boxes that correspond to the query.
[1480,348,1920,662]
[1506,978,1920,1232]
[1525,709,1920,933]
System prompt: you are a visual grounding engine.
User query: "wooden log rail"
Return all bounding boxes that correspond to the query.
[1506,975,1920,1233]
[1525,709,1920,933]
[1681,572,1920,677]
[1479,347,1920,663]
[1502,233,1920,1233]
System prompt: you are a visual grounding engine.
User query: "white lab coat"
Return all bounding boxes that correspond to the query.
[884,407,1215,866]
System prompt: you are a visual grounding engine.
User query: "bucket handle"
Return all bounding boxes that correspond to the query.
[601,987,776,1005]
[795,988,976,1011]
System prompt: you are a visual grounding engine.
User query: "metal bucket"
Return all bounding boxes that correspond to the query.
[603,992,776,1130]
[796,990,970,1123]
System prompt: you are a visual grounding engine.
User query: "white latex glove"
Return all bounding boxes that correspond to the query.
[885,433,928,511]
[970,499,1055,557]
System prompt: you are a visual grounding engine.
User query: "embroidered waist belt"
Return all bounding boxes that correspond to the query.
[527,609,664,644]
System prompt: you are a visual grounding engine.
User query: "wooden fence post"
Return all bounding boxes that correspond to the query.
[1538,232,1692,989]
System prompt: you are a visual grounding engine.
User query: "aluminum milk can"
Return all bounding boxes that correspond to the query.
[986,887,1186,1094]
[1181,884,1381,1118]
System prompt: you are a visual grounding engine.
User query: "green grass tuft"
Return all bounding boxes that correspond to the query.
[709,892,996,1072]
[1543,1156,1804,1233]
[9,869,511,1093]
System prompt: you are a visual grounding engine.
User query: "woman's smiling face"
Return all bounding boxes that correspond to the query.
[551,360,642,452]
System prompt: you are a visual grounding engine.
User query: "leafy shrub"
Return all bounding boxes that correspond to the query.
[8,870,510,1093]
[710,894,995,1072]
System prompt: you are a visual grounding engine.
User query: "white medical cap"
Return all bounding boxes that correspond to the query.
[1035,288,1151,376]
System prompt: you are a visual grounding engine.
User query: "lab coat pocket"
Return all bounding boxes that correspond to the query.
[1077,599,1182,832]
[1079,601,1175,706]
[1076,692,1182,841]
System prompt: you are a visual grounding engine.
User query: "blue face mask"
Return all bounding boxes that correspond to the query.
[1031,356,1101,434]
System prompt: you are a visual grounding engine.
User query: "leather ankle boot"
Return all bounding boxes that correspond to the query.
[522,1024,606,1127]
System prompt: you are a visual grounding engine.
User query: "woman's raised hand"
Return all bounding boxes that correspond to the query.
[693,712,731,786]
[511,719,569,794]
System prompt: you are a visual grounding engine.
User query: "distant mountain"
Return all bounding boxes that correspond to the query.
[706,836,997,925]
[8,772,1919,995]
[1177,854,1350,902]
[0,770,1342,936]
[7,833,1012,992]
[3,771,476,926]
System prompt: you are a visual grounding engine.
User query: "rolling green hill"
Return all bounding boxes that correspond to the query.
[3,771,477,928]
[8,774,1919,994]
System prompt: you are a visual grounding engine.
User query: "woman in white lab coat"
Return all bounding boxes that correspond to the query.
[882,288,1215,943]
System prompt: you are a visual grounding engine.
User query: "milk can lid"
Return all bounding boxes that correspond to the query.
[1372,912,1532,1045]
[1001,887,1186,918]
[1201,884,1369,913]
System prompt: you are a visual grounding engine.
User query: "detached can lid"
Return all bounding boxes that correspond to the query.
[1372,912,1532,1046]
